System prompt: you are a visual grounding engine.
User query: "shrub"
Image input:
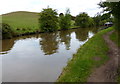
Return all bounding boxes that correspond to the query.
[75,12,89,28]
[16,28,20,31]
[59,9,71,30]
[88,17,95,27]
[39,7,58,32]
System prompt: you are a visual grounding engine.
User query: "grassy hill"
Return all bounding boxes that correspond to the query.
[2,11,40,34]
[1,11,77,37]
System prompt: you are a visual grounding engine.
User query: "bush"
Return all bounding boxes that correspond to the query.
[39,7,58,32]
[93,13,101,27]
[0,23,13,39]
[59,9,71,30]
[88,17,95,27]
[75,12,89,28]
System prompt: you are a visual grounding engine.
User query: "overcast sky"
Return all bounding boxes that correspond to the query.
[0,0,106,17]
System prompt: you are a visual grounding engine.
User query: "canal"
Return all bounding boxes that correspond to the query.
[1,28,97,82]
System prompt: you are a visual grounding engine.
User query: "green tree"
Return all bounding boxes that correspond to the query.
[75,12,89,28]
[98,2,120,30]
[93,12,113,27]
[59,9,71,30]
[39,7,58,32]
[93,13,102,27]
[101,13,110,21]
[88,17,95,27]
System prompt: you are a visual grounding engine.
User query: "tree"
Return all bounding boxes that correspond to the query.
[71,16,76,21]
[75,12,89,28]
[98,2,120,30]
[39,7,58,32]
[93,13,102,27]
[101,13,110,21]
[88,17,95,27]
[93,12,113,27]
[59,9,71,30]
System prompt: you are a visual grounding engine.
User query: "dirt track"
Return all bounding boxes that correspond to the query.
[88,30,120,82]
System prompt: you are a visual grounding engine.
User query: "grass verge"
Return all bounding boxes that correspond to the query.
[57,27,114,82]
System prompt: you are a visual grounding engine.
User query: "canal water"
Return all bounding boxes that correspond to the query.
[0,28,97,82]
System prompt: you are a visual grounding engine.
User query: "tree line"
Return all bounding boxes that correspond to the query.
[39,7,114,32]
[2,1,119,39]
[99,1,120,31]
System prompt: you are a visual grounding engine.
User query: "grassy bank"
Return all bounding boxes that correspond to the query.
[57,27,114,82]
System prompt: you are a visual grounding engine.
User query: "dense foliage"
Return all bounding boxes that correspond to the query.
[39,8,58,32]
[88,17,95,27]
[75,12,95,28]
[99,2,120,30]
[59,9,71,30]
[75,12,89,28]
[93,13,102,27]
[0,23,13,39]
[93,12,113,27]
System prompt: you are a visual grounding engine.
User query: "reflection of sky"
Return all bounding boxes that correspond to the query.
[88,31,94,38]
[10,38,43,58]
[2,29,96,82]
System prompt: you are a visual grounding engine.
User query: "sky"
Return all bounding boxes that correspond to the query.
[0,0,106,17]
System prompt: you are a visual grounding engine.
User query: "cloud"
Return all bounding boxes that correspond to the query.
[0,0,103,16]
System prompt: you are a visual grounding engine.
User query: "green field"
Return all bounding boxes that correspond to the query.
[57,27,114,82]
[2,11,40,34]
[2,11,77,35]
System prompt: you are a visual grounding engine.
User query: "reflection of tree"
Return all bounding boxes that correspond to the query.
[2,39,14,52]
[90,27,98,34]
[59,30,71,50]
[75,28,89,41]
[40,32,59,55]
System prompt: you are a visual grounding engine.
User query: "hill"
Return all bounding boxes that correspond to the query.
[2,11,40,34]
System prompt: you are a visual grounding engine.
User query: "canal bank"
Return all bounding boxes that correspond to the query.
[2,26,80,40]
[57,27,115,82]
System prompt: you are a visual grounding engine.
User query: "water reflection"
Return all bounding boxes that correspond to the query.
[40,32,59,55]
[75,28,89,41]
[1,35,40,54]
[1,28,98,82]
[1,28,98,55]
[1,39,14,54]
[59,30,72,50]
